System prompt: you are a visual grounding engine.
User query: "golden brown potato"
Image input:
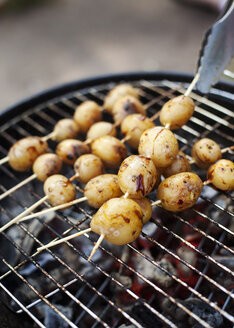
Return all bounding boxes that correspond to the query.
[90,198,143,245]
[118,155,157,198]
[44,174,76,207]
[8,137,48,172]
[33,153,63,181]
[84,174,123,208]
[87,121,117,141]
[160,95,194,130]
[157,172,203,212]
[138,127,179,168]
[191,138,222,169]
[121,114,155,149]
[74,101,102,133]
[207,159,234,191]
[103,84,139,114]
[52,118,80,142]
[130,197,152,224]
[56,139,90,165]
[74,154,104,184]
[112,95,145,124]
[162,151,191,178]
[91,136,127,169]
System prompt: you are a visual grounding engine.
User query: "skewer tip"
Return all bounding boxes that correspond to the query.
[88,234,105,262]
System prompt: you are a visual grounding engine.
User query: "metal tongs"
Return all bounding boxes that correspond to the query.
[195,0,234,94]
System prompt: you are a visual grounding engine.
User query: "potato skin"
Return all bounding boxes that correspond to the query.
[112,95,145,124]
[157,172,203,212]
[138,126,179,168]
[44,174,76,207]
[74,101,102,133]
[118,155,157,198]
[121,114,154,149]
[33,153,62,181]
[160,95,194,130]
[90,198,143,245]
[162,151,191,178]
[103,84,139,114]
[84,174,123,208]
[91,136,127,169]
[130,197,152,224]
[8,137,48,172]
[52,118,80,142]
[74,154,104,184]
[56,139,90,165]
[207,159,234,191]
[192,138,222,169]
[87,121,116,141]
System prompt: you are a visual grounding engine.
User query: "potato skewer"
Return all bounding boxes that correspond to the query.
[0,174,76,233]
[190,138,234,168]
[34,172,203,257]
[19,155,158,224]
[152,161,234,210]
[0,136,48,170]
[0,153,63,201]
[153,73,200,130]
[1,174,122,231]
[37,197,143,261]
[32,160,233,260]
[0,118,80,167]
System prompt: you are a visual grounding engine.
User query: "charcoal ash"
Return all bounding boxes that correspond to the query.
[161,297,223,328]
[176,246,197,279]
[111,272,132,294]
[207,195,232,235]
[153,258,177,288]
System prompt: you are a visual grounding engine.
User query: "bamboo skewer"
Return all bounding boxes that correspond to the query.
[0,195,49,233]
[18,197,87,223]
[37,228,92,252]
[0,156,9,165]
[0,174,37,201]
[184,72,200,97]
[88,234,105,261]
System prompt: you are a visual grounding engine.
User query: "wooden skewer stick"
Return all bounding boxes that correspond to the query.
[149,111,161,122]
[123,192,129,199]
[0,156,9,166]
[37,227,92,252]
[18,196,87,223]
[0,195,49,233]
[184,72,200,97]
[164,123,171,129]
[151,200,162,207]
[0,173,37,201]
[88,234,105,262]
[41,131,56,142]
[120,135,131,143]
[221,145,234,153]
[69,173,79,182]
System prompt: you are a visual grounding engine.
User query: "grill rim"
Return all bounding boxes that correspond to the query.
[1,71,233,125]
[0,71,233,328]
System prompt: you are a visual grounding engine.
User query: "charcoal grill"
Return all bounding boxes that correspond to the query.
[0,72,233,328]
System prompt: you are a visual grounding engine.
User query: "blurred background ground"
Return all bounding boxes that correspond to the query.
[0,0,220,111]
